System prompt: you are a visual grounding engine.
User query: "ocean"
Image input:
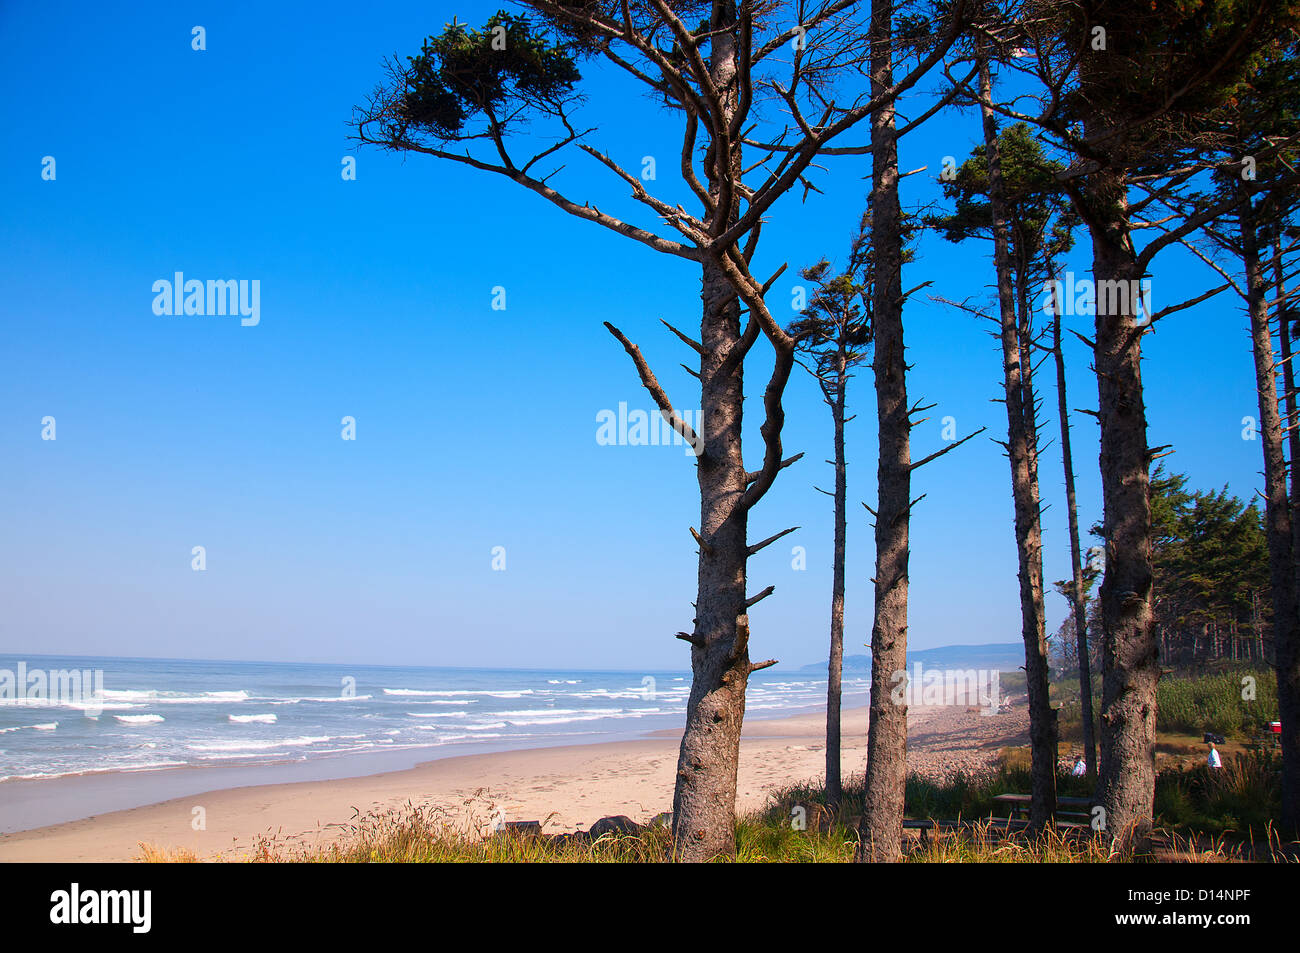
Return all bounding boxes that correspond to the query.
[0,654,864,785]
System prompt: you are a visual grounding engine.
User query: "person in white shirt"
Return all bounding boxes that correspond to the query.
[1070,756,1087,777]
[1207,743,1222,769]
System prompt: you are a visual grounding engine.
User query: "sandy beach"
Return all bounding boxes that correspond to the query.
[0,702,1029,862]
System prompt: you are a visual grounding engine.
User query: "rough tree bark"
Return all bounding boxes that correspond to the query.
[670,8,755,861]
[979,51,1056,832]
[1082,159,1159,852]
[858,0,910,863]
[671,255,755,861]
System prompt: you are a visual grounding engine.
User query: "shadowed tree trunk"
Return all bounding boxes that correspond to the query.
[1275,234,1300,833]
[978,0,1300,851]
[1277,237,1300,557]
[859,0,909,863]
[1242,202,1300,837]
[978,50,1056,832]
[1082,159,1158,851]
[1051,283,1097,782]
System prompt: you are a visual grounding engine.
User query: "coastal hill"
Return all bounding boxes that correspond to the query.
[798,642,1026,674]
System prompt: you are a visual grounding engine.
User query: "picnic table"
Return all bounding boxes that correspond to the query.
[993,793,1095,824]
[1247,721,1282,751]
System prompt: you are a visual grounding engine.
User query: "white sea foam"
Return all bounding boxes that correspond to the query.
[102,689,251,705]
[492,707,622,717]
[114,714,164,725]
[188,734,352,753]
[383,688,534,698]
[0,721,60,734]
[228,713,277,724]
[502,711,654,727]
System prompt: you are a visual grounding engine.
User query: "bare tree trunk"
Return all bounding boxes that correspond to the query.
[1273,232,1300,835]
[671,10,754,862]
[827,343,848,809]
[1053,292,1098,781]
[1018,249,1060,821]
[980,52,1056,831]
[1083,161,1159,853]
[672,256,753,861]
[1244,202,1300,836]
[858,0,909,863]
[1276,235,1300,561]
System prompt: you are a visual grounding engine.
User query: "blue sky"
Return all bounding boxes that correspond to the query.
[0,1,1267,670]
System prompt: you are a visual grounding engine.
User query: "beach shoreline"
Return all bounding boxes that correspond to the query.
[0,702,1029,862]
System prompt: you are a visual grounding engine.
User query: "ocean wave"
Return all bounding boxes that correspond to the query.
[0,759,189,782]
[188,734,361,753]
[0,697,138,711]
[114,714,164,725]
[502,711,656,727]
[102,689,252,705]
[383,688,534,698]
[492,707,623,717]
[0,722,58,733]
[228,713,277,724]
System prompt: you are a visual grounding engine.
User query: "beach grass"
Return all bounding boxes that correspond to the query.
[1052,664,1278,745]
[134,750,1294,862]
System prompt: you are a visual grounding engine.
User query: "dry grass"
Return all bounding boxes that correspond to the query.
[133,843,199,863]
[133,759,1299,863]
